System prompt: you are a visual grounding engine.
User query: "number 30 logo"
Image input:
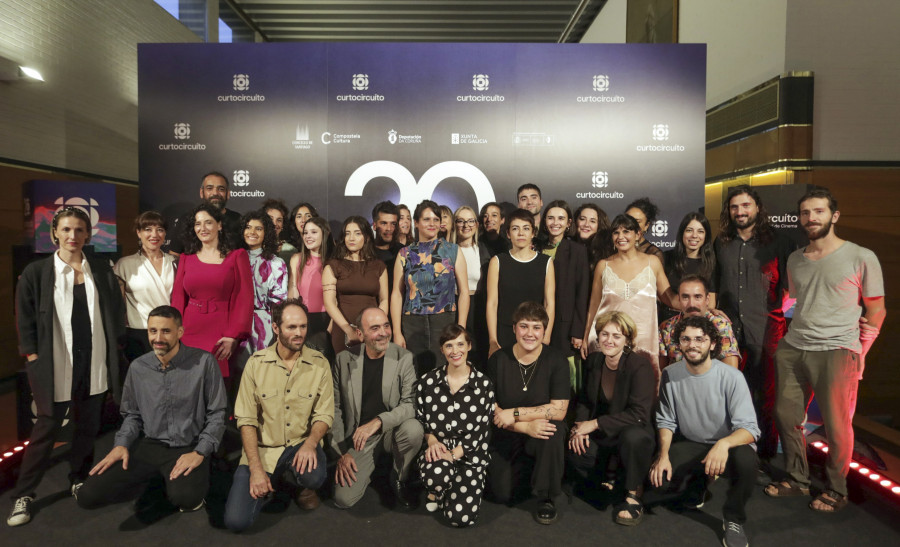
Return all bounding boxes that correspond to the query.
[344,161,496,211]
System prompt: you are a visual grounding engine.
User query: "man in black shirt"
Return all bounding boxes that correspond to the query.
[371,201,404,289]
[714,185,796,460]
[75,306,226,515]
[166,171,242,255]
[331,308,423,510]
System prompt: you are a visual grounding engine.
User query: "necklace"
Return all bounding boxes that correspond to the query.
[516,358,538,392]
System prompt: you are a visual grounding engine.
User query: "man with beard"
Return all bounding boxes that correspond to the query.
[167,171,243,255]
[331,307,423,510]
[224,299,333,532]
[659,275,740,368]
[75,306,226,515]
[371,201,403,289]
[517,183,544,226]
[766,187,885,513]
[479,201,509,257]
[714,185,796,460]
[649,315,759,547]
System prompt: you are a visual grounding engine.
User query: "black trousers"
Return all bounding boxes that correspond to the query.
[567,424,655,492]
[743,343,778,459]
[77,438,208,511]
[11,392,106,499]
[647,440,757,524]
[488,422,567,502]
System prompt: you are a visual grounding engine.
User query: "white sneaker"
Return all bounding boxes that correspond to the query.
[7,496,33,527]
[71,482,83,500]
[179,499,205,513]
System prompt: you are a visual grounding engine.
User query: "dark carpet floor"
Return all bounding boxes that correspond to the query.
[3,430,899,546]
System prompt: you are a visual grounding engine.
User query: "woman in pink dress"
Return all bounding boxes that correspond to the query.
[288,216,334,355]
[172,203,253,383]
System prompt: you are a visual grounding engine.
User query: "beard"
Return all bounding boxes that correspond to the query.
[278,332,305,352]
[204,196,226,210]
[804,219,833,241]
[153,342,175,356]
[683,347,711,366]
[732,212,757,229]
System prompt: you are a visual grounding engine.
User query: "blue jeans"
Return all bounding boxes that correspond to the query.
[224,443,327,532]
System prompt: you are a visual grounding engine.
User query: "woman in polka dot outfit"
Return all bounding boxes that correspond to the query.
[417,324,494,527]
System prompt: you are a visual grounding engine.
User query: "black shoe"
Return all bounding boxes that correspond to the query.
[391,479,419,512]
[534,499,558,525]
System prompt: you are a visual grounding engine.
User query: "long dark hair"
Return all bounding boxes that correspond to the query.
[671,212,716,283]
[296,216,333,275]
[718,185,774,244]
[334,216,377,261]
[572,203,612,269]
[286,202,320,248]
[240,210,278,260]
[182,203,234,257]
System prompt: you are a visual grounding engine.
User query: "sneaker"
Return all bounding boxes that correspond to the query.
[7,496,33,527]
[71,482,83,500]
[179,499,206,513]
[722,520,749,547]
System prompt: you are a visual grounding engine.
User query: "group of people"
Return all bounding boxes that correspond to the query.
[9,172,884,546]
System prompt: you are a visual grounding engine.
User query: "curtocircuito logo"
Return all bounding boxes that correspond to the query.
[345,161,496,214]
[233,170,250,187]
[591,171,609,188]
[651,220,668,238]
[592,74,609,92]
[388,129,398,144]
[54,197,100,236]
[352,74,369,91]
[219,73,265,102]
[472,74,489,91]
[652,124,669,141]
[233,74,250,91]
[173,123,190,140]
[576,73,624,103]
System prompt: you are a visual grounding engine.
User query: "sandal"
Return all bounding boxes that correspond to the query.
[614,495,644,526]
[765,481,810,498]
[810,490,848,513]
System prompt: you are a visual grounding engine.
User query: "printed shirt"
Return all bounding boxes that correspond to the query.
[658,311,740,363]
[399,239,459,315]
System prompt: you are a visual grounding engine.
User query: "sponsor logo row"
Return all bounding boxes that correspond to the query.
[209,72,647,104]
[160,123,683,151]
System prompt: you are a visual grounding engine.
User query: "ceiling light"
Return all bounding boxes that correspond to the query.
[19,66,44,81]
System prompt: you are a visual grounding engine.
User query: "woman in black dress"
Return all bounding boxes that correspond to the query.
[486,302,569,525]
[417,324,494,527]
[568,310,656,525]
[661,212,717,322]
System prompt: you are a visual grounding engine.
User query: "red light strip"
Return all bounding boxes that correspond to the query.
[0,441,30,465]
[811,441,900,496]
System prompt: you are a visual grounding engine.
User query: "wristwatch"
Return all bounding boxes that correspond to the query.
[513,408,520,422]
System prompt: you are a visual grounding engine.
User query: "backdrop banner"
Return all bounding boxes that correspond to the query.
[138,42,706,249]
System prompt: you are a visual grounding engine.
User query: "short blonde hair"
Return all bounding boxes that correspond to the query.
[594,311,637,349]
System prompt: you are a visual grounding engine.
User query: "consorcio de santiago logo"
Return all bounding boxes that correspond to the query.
[637,123,685,152]
[337,73,384,102]
[575,171,623,199]
[577,74,625,103]
[159,122,206,150]
[458,73,504,102]
[218,73,265,102]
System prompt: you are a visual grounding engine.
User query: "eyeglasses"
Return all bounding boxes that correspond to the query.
[679,336,710,345]
[455,219,477,226]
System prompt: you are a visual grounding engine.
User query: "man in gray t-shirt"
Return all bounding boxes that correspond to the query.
[767,188,885,513]
[649,315,759,547]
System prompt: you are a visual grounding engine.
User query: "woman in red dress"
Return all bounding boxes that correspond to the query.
[172,203,253,382]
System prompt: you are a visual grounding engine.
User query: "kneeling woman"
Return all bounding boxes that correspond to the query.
[486,302,569,525]
[417,325,494,527]
[568,311,655,525]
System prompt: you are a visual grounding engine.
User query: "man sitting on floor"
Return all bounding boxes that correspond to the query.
[76,306,226,515]
[659,274,740,368]
[330,307,424,511]
[649,315,759,547]
[224,299,334,532]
